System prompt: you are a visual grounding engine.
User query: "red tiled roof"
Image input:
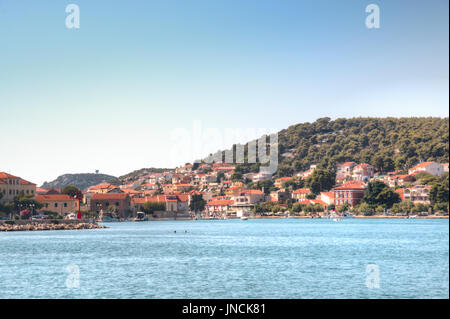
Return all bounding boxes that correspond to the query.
[89,183,116,190]
[311,199,327,206]
[334,182,366,190]
[321,192,335,199]
[0,172,36,185]
[242,189,263,195]
[337,162,356,167]
[36,194,75,202]
[411,162,435,169]
[275,177,293,182]
[293,188,310,194]
[91,193,129,200]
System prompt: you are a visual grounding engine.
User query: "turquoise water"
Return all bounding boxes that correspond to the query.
[0,219,448,299]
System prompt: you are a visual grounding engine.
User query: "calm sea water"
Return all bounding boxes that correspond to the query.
[0,219,448,299]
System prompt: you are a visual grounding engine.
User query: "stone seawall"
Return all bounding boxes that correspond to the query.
[0,220,106,232]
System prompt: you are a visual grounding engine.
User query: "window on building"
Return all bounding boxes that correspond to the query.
[55,203,58,208]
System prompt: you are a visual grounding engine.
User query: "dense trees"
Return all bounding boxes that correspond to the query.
[62,185,80,198]
[141,202,165,214]
[218,117,448,177]
[247,180,276,194]
[362,181,401,209]
[189,194,206,213]
[306,169,336,194]
[429,177,449,205]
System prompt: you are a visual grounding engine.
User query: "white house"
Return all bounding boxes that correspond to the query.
[408,162,444,177]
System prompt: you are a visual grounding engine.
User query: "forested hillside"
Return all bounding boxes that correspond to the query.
[233,117,449,177]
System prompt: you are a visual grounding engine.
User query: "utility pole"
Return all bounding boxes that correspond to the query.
[76,191,83,220]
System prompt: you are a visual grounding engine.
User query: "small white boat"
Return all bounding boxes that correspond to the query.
[240,216,248,220]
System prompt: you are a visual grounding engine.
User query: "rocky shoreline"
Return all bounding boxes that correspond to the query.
[0,221,106,232]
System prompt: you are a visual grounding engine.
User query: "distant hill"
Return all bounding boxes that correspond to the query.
[41,173,120,190]
[208,117,449,178]
[119,168,175,183]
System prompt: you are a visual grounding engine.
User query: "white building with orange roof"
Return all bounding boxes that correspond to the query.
[292,188,311,201]
[403,185,432,204]
[408,161,444,177]
[336,161,356,178]
[320,192,335,206]
[205,199,234,215]
[0,172,36,203]
[87,183,120,194]
[274,176,293,188]
[441,163,449,173]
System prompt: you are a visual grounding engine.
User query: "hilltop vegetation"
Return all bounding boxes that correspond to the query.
[41,173,120,190]
[119,168,175,183]
[231,117,448,178]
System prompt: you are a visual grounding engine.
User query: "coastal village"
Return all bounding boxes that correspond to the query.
[1,160,449,222]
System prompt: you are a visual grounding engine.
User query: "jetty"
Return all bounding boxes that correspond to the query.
[0,220,106,232]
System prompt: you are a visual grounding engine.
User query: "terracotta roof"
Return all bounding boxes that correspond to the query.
[91,193,129,200]
[36,194,75,202]
[337,162,356,167]
[293,188,310,194]
[411,162,435,169]
[321,192,335,199]
[242,189,263,195]
[276,177,293,182]
[334,182,366,190]
[145,194,188,203]
[88,183,116,190]
[311,199,327,206]
[0,172,36,185]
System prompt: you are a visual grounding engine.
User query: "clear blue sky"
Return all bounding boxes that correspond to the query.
[0,0,448,185]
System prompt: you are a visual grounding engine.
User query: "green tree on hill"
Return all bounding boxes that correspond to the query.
[62,185,80,198]
[362,181,401,209]
[189,194,206,213]
[306,169,335,195]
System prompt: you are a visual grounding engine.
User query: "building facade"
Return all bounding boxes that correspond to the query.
[90,193,131,217]
[0,172,36,203]
[36,194,79,216]
[333,182,366,207]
